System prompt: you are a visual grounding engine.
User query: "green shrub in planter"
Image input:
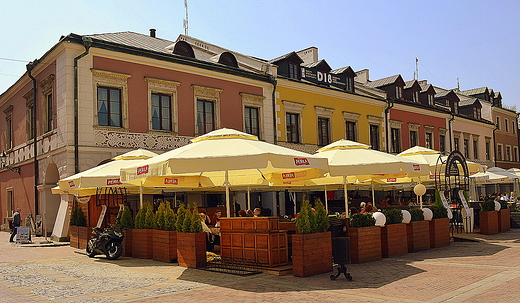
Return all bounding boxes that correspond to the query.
[155,201,176,231]
[499,200,508,210]
[175,204,187,232]
[381,209,403,224]
[189,203,203,233]
[409,208,424,221]
[296,199,313,234]
[430,205,448,219]
[434,190,444,208]
[481,200,496,212]
[115,205,134,229]
[350,213,376,227]
[314,198,329,233]
[70,206,87,227]
[135,202,155,229]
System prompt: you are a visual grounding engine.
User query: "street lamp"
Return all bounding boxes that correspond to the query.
[0,151,20,174]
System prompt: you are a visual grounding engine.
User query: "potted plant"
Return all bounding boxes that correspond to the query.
[69,205,88,249]
[498,199,510,233]
[153,201,178,263]
[348,213,381,263]
[406,208,430,252]
[176,203,206,268]
[480,200,499,235]
[292,198,332,277]
[132,202,155,259]
[429,204,450,248]
[380,208,407,257]
[114,204,134,257]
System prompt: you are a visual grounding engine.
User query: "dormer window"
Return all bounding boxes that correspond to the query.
[172,41,195,58]
[218,52,238,68]
[453,101,458,114]
[428,93,434,105]
[288,62,299,79]
[395,86,403,99]
[473,107,481,119]
[346,77,354,92]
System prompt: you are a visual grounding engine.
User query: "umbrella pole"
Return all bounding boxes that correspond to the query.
[225,171,231,218]
[139,180,143,208]
[343,176,348,215]
[247,186,251,211]
[371,183,375,206]
[324,185,328,212]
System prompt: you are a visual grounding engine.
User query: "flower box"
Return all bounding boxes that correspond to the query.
[480,211,499,235]
[153,230,177,263]
[406,221,430,252]
[292,231,332,277]
[498,209,510,233]
[381,223,408,258]
[132,229,154,259]
[121,229,133,257]
[429,218,450,248]
[347,226,381,263]
[177,232,206,268]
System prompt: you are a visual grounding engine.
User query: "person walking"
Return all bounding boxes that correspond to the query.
[9,208,21,242]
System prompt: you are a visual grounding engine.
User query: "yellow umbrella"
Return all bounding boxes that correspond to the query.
[121,128,329,217]
[312,140,429,212]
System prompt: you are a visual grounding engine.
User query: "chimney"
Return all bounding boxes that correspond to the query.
[149,29,156,38]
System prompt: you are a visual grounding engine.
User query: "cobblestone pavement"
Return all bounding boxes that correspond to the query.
[1,230,520,302]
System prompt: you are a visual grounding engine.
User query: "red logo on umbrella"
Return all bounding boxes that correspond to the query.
[294,158,310,166]
[282,172,296,179]
[164,178,179,185]
[137,165,149,175]
[387,178,396,182]
[413,164,421,171]
[106,178,122,185]
[68,181,75,187]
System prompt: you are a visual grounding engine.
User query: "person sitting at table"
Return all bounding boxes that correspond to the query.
[200,213,219,252]
[246,209,254,217]
[238,209,247,217]
[211,210,222,225]
[349,207,359,215]
[200,211,212,226]
[359,202,366,212]
[253,208,262,217]
[360,205,373,214]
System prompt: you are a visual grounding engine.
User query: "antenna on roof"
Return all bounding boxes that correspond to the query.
[183,0,189,36]
[414,57,418,80]
[457,77,460,91]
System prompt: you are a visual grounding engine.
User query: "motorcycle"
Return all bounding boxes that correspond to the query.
[86,224,124,260]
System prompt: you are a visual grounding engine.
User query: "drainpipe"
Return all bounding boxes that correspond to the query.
[27,60,39,215]
[73,37,92,173]
[384,99,394,152]
[448,113,455,152]
[269,75,278,144]
[492,123,499,167]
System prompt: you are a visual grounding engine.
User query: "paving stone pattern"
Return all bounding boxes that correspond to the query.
[1,230,520,302]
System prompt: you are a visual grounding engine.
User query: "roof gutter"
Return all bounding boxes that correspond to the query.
[269,75,277,144]
[448,113,455,153]
[26,60,39,215]
[73,37,92,173]
[493,123,499,167]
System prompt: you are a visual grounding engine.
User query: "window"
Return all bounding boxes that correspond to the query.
[473,107,481,120]
[346,121,356,141]
[413,91,419,103]
[454,137,460,152]
[513,120,517,134]
[244,106,260,138]
[391,128,401,153]
[4,106,13,150]
[473,139,479,159]
[97,87,122,127]
[439,134,446,154]
[485,141,491,160]
[151,93,172,131]
[288,62,299,79]
[6,188,13,217]
[370,124,380,150]
[26,100,34,141]
[196,99,215,134]
[496,117,501,130]
[497,144,503,161]
[428,94,434,105]
[346,77,354,92]
[506,146,511,161]
[514,147,518,162]
[464,138,470,158]
[409,130,418,147]
[286,112,300,143]
[317,117,330,146]
[453,102,459,114]
[395,86,402,99]
[425,132,433,149]
[45,93,53,132]
[505,118,509,132]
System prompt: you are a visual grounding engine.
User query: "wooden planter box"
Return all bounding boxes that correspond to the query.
[347,226,381,263]
[381,223,408,258]
[132,229,154,259]
[220,231,288,267]
[69,226,90,249]
[498,209,511,233]
[480,211,499,235]
[69,226,79,248]
[177,232,207,268]
[292,231,332,277]
[122,229,133,257]
[429,218,450,248]
[406,221,430,252]
[153,230,177,263]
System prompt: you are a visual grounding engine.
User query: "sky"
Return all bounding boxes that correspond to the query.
[1,0,520,111]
